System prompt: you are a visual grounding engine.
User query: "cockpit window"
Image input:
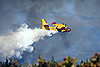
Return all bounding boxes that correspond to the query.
[66,27,70,30]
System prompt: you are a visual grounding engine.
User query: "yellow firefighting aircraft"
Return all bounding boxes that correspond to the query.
[41,19,71,32]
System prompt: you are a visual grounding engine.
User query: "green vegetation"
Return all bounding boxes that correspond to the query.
[0,52,100,67]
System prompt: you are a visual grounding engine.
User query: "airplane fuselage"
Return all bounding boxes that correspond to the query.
[41,19,71,32]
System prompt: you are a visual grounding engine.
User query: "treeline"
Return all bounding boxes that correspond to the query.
[0,52,100,67]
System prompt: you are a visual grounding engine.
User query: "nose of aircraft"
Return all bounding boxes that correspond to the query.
[66,29,71,32]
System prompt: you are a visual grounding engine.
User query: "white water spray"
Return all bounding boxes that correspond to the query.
[0,23,58,61]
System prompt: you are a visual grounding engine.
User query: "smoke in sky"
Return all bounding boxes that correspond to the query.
[0,0,100,64]
[0,23,58,61]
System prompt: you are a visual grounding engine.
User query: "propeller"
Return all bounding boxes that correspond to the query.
[62,23,64,25]
[65,24,67,26]
[62,23,67,26]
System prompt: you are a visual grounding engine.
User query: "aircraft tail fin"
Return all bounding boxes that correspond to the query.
[41,19,50,30]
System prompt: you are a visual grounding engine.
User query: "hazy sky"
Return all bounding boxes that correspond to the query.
[0,0,100,64]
